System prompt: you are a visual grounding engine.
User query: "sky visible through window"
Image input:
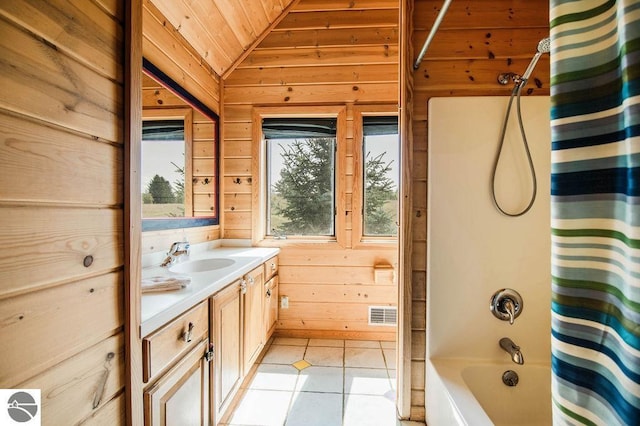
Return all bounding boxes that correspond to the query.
[141,140,184,192]
[365,134,399,186]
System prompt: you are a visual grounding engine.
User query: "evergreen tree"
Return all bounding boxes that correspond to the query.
[272,138,335,235]
[364,151,397,235]
[147,174,175,204]
[171,161,185,204]
[272,138,396,236]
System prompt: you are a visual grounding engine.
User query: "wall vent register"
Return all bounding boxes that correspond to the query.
[368,306,397,326]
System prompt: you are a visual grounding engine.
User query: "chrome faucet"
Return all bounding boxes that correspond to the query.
[490,288,523,325]
[499,337,524,365]
[503,298,516,325]
[161,241,190,267]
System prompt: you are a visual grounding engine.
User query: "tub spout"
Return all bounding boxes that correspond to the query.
[500,337,524,365]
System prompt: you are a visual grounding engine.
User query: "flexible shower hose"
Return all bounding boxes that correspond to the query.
[490,83,537,217]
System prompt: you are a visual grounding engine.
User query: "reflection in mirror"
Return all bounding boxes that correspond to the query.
[142,110,189,218]
[142,59,219,231]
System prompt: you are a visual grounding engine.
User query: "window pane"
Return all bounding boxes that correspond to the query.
[267,136,336,236]
[141,119,186,218]
[363,117,398,236]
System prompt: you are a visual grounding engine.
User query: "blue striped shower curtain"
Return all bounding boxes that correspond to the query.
[550,0,640,425]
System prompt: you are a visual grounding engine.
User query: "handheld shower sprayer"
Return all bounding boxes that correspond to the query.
[519,37,551,87]
[491,36,550,217]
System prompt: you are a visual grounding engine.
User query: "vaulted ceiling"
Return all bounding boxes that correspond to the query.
[148,0,299,77]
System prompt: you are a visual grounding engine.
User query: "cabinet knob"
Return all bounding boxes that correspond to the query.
[240,280,247,294]
[247,276,254,285]
[182,322,194,343]
[271,263,276,271]
[266,289,272,298]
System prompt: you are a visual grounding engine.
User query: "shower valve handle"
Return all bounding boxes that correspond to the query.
[490,288,523,324]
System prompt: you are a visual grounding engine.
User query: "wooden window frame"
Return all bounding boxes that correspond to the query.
[252,106,347,247]
[352,105,399,249]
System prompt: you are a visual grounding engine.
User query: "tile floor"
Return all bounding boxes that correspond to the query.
[220,338,424,426]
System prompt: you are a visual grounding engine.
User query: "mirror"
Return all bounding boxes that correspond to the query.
[142,108,190,218]
[141,59,219,231]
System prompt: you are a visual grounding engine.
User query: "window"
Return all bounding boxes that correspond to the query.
[142,118,186,217]
[362,116,399,237]
[263,118,337,237]
[253,106,397,246]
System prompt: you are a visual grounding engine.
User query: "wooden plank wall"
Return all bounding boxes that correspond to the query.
[409,0,550,420]
[223,0,399,341]
[142,0,223,254]
[0,1,126,424]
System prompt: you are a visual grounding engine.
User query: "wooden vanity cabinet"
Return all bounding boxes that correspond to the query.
[211,279,243,421]
[142,256,278,426]
[263,256,279,341]
[242,265,265,373]
[142,302,212,426]
[263,275,279,340]
[142,301,209,383]
[144,339,211,426]
[264,256,278,282]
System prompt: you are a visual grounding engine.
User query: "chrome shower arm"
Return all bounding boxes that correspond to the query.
[413,0,453,70]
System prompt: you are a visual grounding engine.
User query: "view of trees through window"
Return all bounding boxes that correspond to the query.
[268,137,336,236]
[363,132,398,236]
[141,135,186,218]
[265,115,398,238]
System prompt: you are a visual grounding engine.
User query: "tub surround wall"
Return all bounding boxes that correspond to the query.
[427,96,551,362]
[426,96,551,424]
[409,1,550,418]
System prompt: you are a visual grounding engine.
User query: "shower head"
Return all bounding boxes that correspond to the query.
[520,37,551,86]
[537,37,551,54]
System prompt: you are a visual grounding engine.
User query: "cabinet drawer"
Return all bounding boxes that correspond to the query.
[264,256,279,282]
[264,276,279,340]
[143,301,208,383]
[144,339,210,426]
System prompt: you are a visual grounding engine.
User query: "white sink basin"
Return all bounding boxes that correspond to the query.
[170,258,236,273]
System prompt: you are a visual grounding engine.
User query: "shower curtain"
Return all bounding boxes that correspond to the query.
[550,1,640,425]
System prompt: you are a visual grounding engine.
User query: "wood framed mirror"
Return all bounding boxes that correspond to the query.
[141,58,219,231]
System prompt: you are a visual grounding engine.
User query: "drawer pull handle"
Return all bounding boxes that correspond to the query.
[204,343,215,362]
[247,276,254,285]
[183,322,194,343]
[271,263,276,271]
[266,289,272,298]
[240,280,247,294]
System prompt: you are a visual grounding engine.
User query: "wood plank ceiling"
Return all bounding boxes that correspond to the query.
[149,0,299,77]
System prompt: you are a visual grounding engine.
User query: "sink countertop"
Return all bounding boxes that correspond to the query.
[141,246,279,337]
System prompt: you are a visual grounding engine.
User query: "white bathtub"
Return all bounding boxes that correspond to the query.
[426,359,552,426]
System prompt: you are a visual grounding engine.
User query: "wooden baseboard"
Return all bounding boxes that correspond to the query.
[274,329,396,342]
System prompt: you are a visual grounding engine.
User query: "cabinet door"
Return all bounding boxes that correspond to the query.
[263,276,278,340]
[212,280,243,421]
[243,266,264,372]
[144,339,210,426]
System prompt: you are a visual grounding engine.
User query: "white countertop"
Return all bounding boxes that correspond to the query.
[141,246,279,337]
